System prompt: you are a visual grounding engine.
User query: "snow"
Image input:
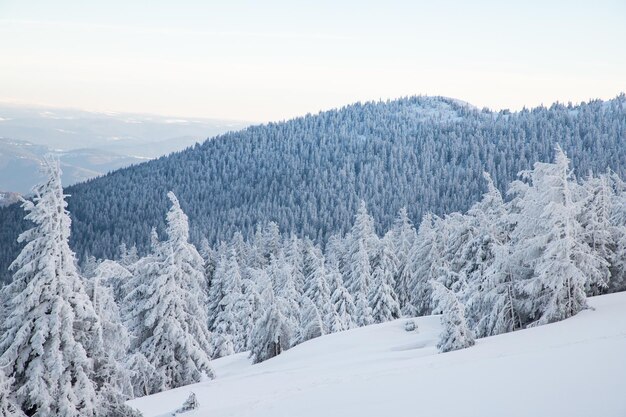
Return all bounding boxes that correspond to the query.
[129,292,626,417]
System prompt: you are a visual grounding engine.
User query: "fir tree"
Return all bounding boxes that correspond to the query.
[303,246,332,332]
[0,369,25,417]
[327,264,356,332]
[430,280,475,353]
[369,244,401,323]
[298,296,324,343]
[249,283,294,363]
[385,207,417,314]
[0,158,99,417]
[124,192,214,394]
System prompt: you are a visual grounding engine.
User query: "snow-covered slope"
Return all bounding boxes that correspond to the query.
[129,292,626,417]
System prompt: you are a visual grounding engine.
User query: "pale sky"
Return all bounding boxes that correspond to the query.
[1,0,625,122]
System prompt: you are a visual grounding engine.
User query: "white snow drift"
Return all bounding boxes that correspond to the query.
[130,291,626,417]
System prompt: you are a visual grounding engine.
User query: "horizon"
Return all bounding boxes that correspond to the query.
[1,91,624,125]
[1,1,625,123]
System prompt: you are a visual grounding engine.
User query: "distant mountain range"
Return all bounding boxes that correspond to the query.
[0,95,624,279]
[0,104,249,194]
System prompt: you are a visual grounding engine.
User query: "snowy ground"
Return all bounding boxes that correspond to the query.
[129,292,626,417]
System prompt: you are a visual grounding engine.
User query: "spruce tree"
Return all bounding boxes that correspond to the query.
[124,192,214,394]
[430,280,475,353]
[0,369,25,417]
[327,264,356,332]
[0,158,99,417]
[249,283,294,363]
[369,245,401,323]
[385,207,417,315]
[303,246,332,332]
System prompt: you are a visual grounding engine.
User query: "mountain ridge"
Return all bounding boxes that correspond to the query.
[0,94,624,280]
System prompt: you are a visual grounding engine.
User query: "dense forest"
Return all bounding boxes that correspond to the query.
[0,95,625,281]
[1,145,625,415]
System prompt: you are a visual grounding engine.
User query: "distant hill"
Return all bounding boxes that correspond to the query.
[0,137,148,193]
[0,95,624,279]
[0,104,250,193]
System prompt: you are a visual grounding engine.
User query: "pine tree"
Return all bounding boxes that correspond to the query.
[269,251,301,339]
[303,246,332,332]
[403,213,444,316]
[124,192,214,394]
[212,249,245,356]
[430,280,475,353]
[369,245,401,323]
[285,233,306,295]
[207,253,227,330]
[126,352,161,399]
[385,207,417,315]
[511,146,590,325]
[298,296,324,343]
[609,171,626,292]
[175,392,199,414]
[579,172,614,294]
[0,369,25,417]
[87,262,135,414]
[349,240,374,326]
[0,158,100,417]
[466,242,521,337]
[327,264,356,332]
[249,283,294,363]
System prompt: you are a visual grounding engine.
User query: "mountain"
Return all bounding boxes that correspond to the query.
[0,191,20,207]
[128,291,626,417]
[0,138,148,194]
[0,95,625,279]
[0,104,250,193]
[0,104,249,156]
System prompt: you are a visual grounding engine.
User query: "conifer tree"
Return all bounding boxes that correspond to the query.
[298,296,325,343]
[511,146,590,325]
[303,246,332,331]
[430,280,475,353]
[369,245,401,323]
[87,262,135,414]
[327,263,356,332]
[212,250,245,356]
[0,369,25,417]
[385,207,417,314]
[249,283,294,363]
[0,158,100,417]
[124,192,214,394]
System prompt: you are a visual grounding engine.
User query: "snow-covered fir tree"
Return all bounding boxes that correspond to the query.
[350,240,374,327]
[249,281,294,363]
[430,280,475,353]
[0,370,25,417]
[303,245,332,332]
[0,158,100,416]
[369,244,401,323]
[269,251,301,341]
[212,249,245,356]
[298,296,325,343]
[327,263,356,332]
[207,252,227,330]
[511,146,592,325]
[384,207,417,314]
[124,192,214,394]
[403,213,443,316]
[86,261,135,414]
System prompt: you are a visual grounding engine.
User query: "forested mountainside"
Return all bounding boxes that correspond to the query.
[0,95,625,279]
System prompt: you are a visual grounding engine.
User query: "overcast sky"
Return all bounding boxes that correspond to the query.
[1,0,624,122]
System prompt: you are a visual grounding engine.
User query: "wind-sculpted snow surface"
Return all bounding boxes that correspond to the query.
[129,292,626,417]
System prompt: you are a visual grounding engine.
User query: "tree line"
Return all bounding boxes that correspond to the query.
[1,95,625,283]
[1,144,626,415]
